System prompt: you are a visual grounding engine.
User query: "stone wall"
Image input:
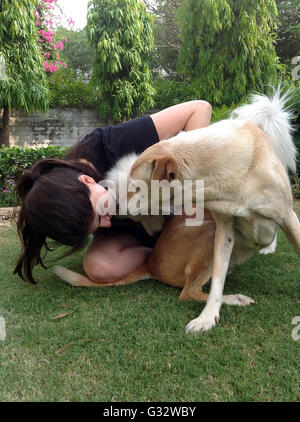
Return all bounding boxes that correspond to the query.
[1,107,105,148]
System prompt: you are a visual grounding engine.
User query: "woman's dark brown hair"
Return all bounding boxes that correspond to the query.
[14,158,102,284]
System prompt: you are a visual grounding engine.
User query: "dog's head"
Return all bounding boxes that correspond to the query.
[128,154,177,189]
[127,152,178,213]
[130,153,177,182]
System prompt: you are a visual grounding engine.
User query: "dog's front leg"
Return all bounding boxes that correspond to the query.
[186,214,235,333]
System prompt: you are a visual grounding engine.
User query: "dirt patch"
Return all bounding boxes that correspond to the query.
[0,207,19,227]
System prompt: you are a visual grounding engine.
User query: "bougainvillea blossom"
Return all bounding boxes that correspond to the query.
[35,0,74,73]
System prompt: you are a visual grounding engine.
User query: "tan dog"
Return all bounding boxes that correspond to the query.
[54,210,256,306]
[54,88,300,333]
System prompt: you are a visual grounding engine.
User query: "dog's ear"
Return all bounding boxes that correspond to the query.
[151,156,177,182]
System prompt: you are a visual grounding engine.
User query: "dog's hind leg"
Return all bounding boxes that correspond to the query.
[281,209,300,258]
[179,270,212,302]
[179,249,254,306]
[179,243,214,302]
[186,213,235,333]
[53,264,151,287]
[181,275,254,306]
[259,231,278,255]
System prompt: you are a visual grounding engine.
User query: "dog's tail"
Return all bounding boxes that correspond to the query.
[52,264,151,287]
[230,86,297,173]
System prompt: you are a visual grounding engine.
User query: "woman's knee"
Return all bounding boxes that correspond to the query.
[82,236,121,282]
[83,252,116,283]
[82,232,143,283]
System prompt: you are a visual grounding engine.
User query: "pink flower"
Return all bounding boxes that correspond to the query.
[46,19,54,29]
[56,40,64,50]
[36,0,64,75]
[67,17,75,26]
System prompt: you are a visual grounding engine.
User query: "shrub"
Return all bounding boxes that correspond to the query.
[291,175,300,199]
[152,77,199,110]
[0,145,69,207]
[49,68,98,108]
[286,82,300,177]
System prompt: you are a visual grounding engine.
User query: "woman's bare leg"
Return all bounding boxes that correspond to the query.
[83,231,153,283]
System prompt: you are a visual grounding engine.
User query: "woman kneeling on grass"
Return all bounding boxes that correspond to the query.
[14,101,212,284]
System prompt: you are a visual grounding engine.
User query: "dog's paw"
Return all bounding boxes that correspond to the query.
[259,245,276,255]
[222,294,254,306]
[185,312,220,334]
[259,236,277,255]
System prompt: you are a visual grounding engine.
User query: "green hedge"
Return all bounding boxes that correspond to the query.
[0,145,69,207]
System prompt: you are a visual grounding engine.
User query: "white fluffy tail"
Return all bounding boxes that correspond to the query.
[231,86,297,173]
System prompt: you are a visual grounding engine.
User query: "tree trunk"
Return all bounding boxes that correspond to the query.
[0,104,10,147]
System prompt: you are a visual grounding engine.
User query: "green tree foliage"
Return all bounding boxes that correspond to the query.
[177,0,280,106]
[49,67,98,108]
[87,0,156,122]
[143,0,181,76]
[55,27,93,80]
[0,0,50,146]
[49,27,95,108]
[275,0,300,64]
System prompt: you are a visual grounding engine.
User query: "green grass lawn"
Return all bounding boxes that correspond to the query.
[0,204,300,402]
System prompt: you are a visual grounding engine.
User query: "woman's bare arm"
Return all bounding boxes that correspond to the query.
[150,100,212,140]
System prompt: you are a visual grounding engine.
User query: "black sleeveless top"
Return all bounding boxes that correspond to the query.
[79,115,159,175]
